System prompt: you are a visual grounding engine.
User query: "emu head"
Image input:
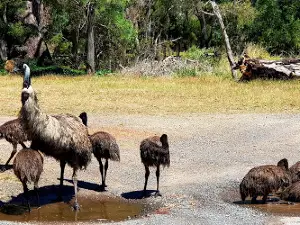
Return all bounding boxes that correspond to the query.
[23,64,31,88]
[79,112,88,126]
[160,134,169,148]
[281,176,291,189]
[21,64,36,106]
[277,158,289,170]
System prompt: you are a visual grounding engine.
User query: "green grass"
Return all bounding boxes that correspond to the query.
[1,74,300,116]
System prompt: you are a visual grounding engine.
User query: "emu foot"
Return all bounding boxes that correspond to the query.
[72,202,80,211]
[0,165,12,172]
[98,184,106,192]
[154,191,162,197]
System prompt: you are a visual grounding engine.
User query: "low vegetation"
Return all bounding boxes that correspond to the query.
[1,73,300,116]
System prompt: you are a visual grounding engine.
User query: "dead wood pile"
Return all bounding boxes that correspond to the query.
[234,54,300,81]
[120,56,200,76]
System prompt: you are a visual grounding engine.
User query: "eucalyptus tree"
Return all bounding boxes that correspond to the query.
[250,0,300,54]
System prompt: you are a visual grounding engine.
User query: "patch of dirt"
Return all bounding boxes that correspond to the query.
[1,114,300,224]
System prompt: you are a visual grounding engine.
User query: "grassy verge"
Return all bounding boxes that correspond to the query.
[1,74,300,116]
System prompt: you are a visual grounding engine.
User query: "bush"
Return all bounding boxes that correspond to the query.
[243,43,273,59]
[95,69,113,76]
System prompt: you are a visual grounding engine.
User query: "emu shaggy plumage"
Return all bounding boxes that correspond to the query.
[0,118,29,166]
[140,134,170,196]
[240,158,291,204]
[79,112,120,189]
[281,181,300,202]
[19,64,92,210]
[289,161,300,183]
[13,148,43,212]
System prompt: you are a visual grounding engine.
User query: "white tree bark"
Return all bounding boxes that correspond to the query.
[210,1,238,80]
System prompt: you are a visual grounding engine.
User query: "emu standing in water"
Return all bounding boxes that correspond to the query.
[0,118,29,166]
[19,64,92,210]
[140,134,170,196]
[13,148,43,212]
[79,112,120,190]
[240,158,291,204]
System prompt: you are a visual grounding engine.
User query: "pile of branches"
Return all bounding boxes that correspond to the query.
[120,56,200,76]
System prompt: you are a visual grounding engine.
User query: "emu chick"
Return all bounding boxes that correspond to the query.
[140,134,169,196]
[240,158,291,204]
[0,118,29,165]
[289,161,300,183]
[281,181,300,202]
[90,131,120,188]
[13,148,43,211]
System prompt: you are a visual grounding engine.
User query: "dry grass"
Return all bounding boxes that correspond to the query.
[1,74,300,116]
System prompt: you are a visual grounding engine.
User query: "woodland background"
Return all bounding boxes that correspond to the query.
[0,0,300,75]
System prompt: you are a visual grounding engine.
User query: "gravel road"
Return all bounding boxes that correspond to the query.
[0,113,300,225]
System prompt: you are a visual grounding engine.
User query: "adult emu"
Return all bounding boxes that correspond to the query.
[19,64,92,210]
[0,118,29,166]
[140,134,170,197]
[13,148,43,212]
[79,112,120,190]
[240,158,291,204]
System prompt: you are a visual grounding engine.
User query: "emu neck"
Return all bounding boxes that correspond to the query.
[162,142,169,150]
[21,96,46,130]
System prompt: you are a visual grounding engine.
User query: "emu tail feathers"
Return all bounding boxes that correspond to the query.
[109,142,120,161]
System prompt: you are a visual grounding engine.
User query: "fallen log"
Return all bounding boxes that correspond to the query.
[233,54,300,81]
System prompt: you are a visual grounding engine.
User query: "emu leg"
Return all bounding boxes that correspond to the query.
[240,192,246,203]
[103,159,108,187]
[22,182,30,212]
[262,194,268,204]
[98,159,105,189]
[5,143,18,166]
[143,165,150,196]
[251,195,258,204]
[72,168,80,210]
[58,160,66,199]
[20,142,27,149]
[34,181,40,208]
[155,165,162,197]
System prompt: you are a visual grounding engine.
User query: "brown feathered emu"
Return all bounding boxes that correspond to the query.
[19,64,92,210]
[79,112,120,190]
[140,134,170,197]
[0,118,29,166]
[13,148,43,212]
[289,161,300,183]
[281,181,300,202]
[240,158,291,204]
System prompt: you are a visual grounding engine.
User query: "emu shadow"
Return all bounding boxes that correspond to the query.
[0,164,13,172]
[121,190,158,199]
[0,185,74,215]
[62,178,101,192]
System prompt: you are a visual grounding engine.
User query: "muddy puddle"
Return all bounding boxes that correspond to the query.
[0,195,146,222]
[248,202,300,216]
[235,196,300,217]
[224,188,300,217]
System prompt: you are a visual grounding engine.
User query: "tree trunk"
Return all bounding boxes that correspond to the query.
[86,2,95,74]
[234,55,300,81]
[210,1,238,80]
[0,39,8,61]
[1,4,8,60]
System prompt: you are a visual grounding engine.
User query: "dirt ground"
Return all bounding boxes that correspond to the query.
[1,113,300,225]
